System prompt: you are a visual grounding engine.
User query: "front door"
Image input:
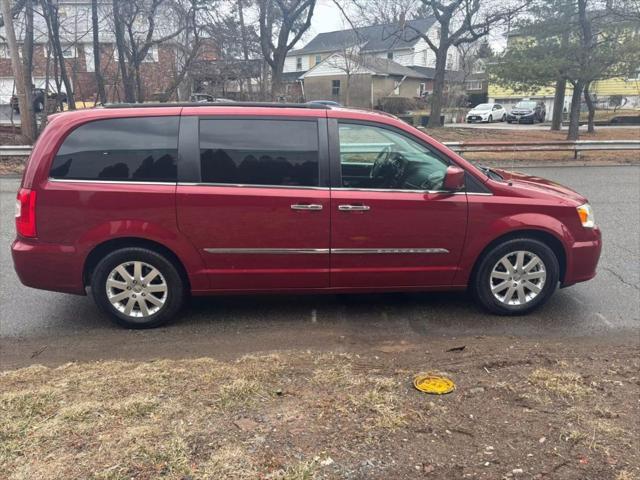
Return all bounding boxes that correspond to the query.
[177,116,330,290]
[330,121,468,288]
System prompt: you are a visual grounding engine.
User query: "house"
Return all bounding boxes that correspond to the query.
[283,18,463,105]
[488,20,640,118]
[300,54,429,108]
[0,0,215,105]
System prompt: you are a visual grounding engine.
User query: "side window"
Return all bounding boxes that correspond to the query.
[50,116,179,182]
[199,119,319,187]
[338,122,449,191]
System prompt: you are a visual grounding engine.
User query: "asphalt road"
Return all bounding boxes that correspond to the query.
[1,166,639,368]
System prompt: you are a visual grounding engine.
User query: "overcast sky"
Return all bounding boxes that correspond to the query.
[301,0,508,52]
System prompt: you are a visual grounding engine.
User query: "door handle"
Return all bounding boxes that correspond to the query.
[338,204,371,211]
[291,204,323,211]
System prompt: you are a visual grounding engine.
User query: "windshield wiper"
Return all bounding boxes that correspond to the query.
[478,166,504,181]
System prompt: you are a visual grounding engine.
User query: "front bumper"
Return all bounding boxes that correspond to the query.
[562,227,602,286]
[467,115,489,123]
[507,113,535,123]
[12,238,86,295]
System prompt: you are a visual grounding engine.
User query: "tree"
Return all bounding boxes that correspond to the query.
[40,0,76,109]
[1,0,35,141]
[111,0,189,102]
[257,0,317,98]
[491,0,640,139]
[91,0,107,104]
[356,0,523,127]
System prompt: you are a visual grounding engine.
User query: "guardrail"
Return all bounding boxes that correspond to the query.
[2,140,640,159]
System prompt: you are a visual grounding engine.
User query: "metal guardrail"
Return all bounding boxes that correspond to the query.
[2,140,640,158]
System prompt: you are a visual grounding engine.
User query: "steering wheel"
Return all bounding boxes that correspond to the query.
[370,145,392,179]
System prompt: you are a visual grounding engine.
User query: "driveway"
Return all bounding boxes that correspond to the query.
[1,166,638,368]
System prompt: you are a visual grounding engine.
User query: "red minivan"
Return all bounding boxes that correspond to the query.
[12,103,601,328]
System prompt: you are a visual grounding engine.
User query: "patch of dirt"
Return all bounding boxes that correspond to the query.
[0,156,27,176]
[1,339,638,479]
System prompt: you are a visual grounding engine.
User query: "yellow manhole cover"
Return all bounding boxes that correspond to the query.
[413,373,455,395]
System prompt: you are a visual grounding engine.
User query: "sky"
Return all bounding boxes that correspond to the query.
[300,0,508,52]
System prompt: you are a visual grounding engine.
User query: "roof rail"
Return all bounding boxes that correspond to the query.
[101,101,330,109]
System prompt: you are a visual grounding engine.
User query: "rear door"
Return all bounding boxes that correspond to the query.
[329,119,468,288]
[176,114,331,291]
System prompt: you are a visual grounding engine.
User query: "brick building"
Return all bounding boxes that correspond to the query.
[0,0,215,104]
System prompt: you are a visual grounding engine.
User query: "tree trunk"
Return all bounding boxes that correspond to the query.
[567,80,584,141]
[41,0,75,109]
[270,52,286,100]
[237,0,253,95]
[584,81,595,134]
[22,0,37,136]
[345,74,350,106]
[427,50,447,128]
[91,0,107,104]
[551,78,566,131]
[1,0,35,142]
[112,0,136,102]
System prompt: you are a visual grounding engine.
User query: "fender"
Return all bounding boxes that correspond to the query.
[77,219,210,291]
[454,212,573,285]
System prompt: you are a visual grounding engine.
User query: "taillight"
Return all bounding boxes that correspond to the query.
[15,188,37,237]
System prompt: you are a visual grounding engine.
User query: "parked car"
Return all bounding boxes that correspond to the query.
[466,103,506,123]
[10,88,67,113]
[13,103,601,328]
[306,100,342,107]
[507,100,546,124]
[189,93,235,103]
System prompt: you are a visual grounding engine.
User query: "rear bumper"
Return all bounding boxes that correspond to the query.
[11,238,86,295]
[562,227,602,286]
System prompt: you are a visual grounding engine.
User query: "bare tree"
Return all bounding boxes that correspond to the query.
[40,0,76,109]
[91,0,107,104]
[1,0,35,141]
[112,0,188,102]
[257,0,317,98]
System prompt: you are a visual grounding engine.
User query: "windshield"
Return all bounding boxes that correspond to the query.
[515,101,536,109]
[473,104,491,111]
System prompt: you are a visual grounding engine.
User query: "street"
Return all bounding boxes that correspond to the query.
[1,166,639,368]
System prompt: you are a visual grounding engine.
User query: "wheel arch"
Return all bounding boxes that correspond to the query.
[469,229,567,286]
[83,237,191,291]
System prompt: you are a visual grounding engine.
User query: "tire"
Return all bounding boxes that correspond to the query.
[91,247,186,328]
[501,114,506,122]
[488,115,493,123]
[472,238,559,315]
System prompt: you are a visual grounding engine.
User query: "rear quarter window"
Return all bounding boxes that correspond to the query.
[49,116,179,182]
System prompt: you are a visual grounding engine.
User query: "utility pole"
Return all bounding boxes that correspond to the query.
[1,0,36,141]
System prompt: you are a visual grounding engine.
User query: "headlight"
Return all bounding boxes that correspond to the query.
[577,203,595,228]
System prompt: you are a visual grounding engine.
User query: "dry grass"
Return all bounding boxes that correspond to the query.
[1,348,638,479]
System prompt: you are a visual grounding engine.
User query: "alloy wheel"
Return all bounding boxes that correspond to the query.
[489,250,546,306]
[106,261,168,318]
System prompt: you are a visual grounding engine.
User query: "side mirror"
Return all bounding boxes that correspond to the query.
[443,166,465,191]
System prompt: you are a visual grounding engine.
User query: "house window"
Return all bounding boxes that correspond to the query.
[466,80,483,91]
[419,82,427,97]
[142,45,158,63]
[61,45,76,59]
[331,79,340,96]
[387,51,394,60]
[296,57,302,70]
[315,54,322,65]
[627,68,640,81]
[446,53,453,69]
[0,44,9,58]
[393,80,401,95]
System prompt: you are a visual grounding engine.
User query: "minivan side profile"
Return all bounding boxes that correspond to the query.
[13,103,602,328]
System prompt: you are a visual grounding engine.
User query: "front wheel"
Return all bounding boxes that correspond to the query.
[91,247,186,328]
[472,238,559,315]
[501,114,506,122]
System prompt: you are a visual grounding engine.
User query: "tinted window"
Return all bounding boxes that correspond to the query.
[339,122,449,190]
[50,117,179,182]
[199,119,319,187]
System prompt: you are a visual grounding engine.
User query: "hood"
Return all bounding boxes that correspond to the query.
[468,109,490,115]
[492,168,587,204]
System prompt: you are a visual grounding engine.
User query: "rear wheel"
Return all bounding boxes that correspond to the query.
[472,238,559,315]
[91,247,185,328]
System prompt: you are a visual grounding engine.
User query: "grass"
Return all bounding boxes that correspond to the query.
[1,349,638,479]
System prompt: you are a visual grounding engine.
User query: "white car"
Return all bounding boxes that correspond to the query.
[466,103,506,123]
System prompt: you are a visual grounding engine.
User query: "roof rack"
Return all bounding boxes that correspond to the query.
[101,101,330,109]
